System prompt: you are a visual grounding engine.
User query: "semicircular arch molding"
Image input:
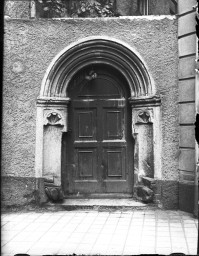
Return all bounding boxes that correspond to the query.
[40,37,153,99]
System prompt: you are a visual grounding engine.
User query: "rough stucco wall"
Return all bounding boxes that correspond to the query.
[3,18,178,186]
[4,1,30,19]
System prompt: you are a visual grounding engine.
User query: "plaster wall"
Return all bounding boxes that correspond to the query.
[3,17,178,206]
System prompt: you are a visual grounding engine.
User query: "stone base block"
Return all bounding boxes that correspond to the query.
[1,176,37,207]
[158,180,179,210]
[179,182,195,213]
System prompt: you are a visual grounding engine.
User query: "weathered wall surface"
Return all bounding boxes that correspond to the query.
[3,17,178,206]
[4,1,30,19]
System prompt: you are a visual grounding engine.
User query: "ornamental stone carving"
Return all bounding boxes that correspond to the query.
[134,109,153,125]
[137,111,151,124]
[44,111,64,126]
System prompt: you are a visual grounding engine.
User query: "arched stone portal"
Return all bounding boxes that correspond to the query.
[35,37,161,200]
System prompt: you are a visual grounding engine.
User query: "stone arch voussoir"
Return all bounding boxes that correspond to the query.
[39,37,153,99]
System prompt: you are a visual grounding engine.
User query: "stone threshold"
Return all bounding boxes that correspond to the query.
[46,198,157,211]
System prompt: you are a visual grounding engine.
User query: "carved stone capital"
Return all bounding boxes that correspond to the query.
[132,108,153,136]
[129,95,161,108]
[44,111,63,126]
[37,97,70,107]
[136,110,152,124]
[43,109,68,132]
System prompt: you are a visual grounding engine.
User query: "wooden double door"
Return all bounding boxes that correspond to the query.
[62,65,134,196]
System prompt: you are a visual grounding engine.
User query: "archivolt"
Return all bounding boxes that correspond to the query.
[40,37,152,98]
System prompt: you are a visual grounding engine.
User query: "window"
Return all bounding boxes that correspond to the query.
[31,0,177,19]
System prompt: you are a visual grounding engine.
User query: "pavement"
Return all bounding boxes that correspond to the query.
[1,209,198,255]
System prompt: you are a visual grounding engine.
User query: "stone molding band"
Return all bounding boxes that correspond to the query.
[40,38,153,99]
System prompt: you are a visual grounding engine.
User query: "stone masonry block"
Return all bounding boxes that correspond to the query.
[178,33,196,56]
[178,0,197,15]
[179,148,195,172]
[161,180,179,209]
[178,56,195,79]
[179,103,195,124]
[178,34,196,57]
[178,12,196,37]
[179,79,195,102]
[179,125,195,148]
[179,182,195,213]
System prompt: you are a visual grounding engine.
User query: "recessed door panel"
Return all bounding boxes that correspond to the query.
[75,148,97,180]
[103,147,126,179]
[74,108,97,141]
[108,151,122,177]
[103,108,124,140]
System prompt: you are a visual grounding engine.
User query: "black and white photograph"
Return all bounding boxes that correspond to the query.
[1,0,198,255]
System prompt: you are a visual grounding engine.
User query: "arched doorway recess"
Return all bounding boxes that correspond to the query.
[35,37,161,199]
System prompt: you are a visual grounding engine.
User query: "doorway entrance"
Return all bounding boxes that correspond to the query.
[62,65,134,196]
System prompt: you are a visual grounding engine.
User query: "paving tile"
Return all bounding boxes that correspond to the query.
[12,242,37,254]
[171,239,187,246]
[172,247,188,254]
[81,235,98,244]
[41,242,63,255]
[106,244,124,255]
[156,247,172,254]
[9,231,35,242]
[125,238,141,246]
[157,223,169,227]
[170,231,185,237]
[114,229,128,235]
[95,237,112,245]
[75,243,93,254]
[3,241,34,254]
[1,231,19,242]
[91,244,109,254]
[157,233,171,238]
[142,226,156,231]
[1,210,197,256]
[139,246,156,255]
[101,227,115,233]
[156,238,171,244]
[1,245,15,255]
[123,246,139,255]
[186,237,198,244]
[56,243,78,254]
[2,223,18,231]
[67,237,84,244]
[142,230,156,235]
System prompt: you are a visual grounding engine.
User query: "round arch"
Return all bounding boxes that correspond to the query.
[35,37,162,203]
[39,37,153,99]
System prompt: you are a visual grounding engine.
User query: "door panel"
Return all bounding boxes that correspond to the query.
[74,106,97,141]
[103,110,123,140]
[75,148,97,179]
[104,148,126,178]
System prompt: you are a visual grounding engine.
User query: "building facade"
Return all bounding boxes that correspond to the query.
[2,0,198,214]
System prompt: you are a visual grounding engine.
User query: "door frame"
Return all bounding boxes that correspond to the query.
[35,37,161,199]
[62,65,134,195]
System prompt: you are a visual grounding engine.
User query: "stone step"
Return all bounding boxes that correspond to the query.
[46,198,157,211]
